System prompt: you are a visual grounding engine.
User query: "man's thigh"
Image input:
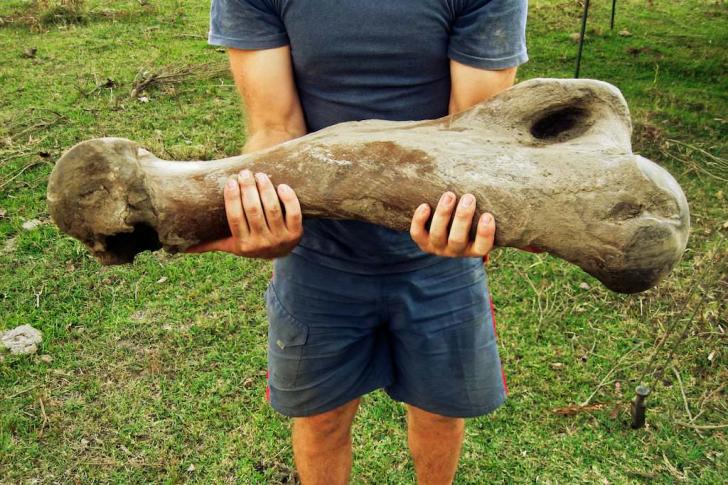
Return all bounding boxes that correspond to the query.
[266,254,392,417]
[384,257,506,418]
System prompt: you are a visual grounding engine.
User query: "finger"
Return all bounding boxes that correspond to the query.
[223,177,248,239]
[277,184,303,234]
[428,192,456,249]
[255,173,285,235]
[467,213,496,257]
[447,193,476,254]
[184,237,236,254]
[238,170,268,235]
[409,203,431,248]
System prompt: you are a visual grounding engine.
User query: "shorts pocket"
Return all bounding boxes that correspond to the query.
[266,284,309,390]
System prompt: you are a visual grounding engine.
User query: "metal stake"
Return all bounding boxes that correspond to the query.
[630,385,651,429]
[575,0,591,78]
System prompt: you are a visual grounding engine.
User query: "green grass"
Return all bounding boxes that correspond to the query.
[1,0,727,482]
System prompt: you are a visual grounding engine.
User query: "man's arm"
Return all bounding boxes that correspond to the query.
[229,46,307,152]
[448,61,517,115]
[187,46,305,257]
[409,62,517,258]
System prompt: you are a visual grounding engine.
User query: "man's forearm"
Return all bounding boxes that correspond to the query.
[243,126,307,153]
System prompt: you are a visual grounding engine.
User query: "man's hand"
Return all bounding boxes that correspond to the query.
[186,170,303,259]
[409,192,495,258]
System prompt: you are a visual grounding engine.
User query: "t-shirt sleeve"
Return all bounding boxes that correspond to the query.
[208,0,289,50]
[448,0,528,70]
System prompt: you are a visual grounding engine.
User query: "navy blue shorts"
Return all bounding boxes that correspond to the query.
[265,253,507,418]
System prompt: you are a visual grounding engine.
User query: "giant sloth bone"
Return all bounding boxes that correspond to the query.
[47,78,689,293]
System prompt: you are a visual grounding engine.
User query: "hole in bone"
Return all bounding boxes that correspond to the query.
[530,106,590,141]
[104,223,162,262]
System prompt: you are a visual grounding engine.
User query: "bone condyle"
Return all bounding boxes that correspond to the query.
[47,78,690,293]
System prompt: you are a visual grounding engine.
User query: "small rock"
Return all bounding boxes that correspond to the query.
[22,219,42,231]
[2,237,17,255]
[1,325,43,355]
[156,276,167,284]
[139,96,150,103]
[569,32,584,43]
[187,464,196,472]
[39,354,53,363]
[579,282,591,290]
[22,47,37,59]
[618,29,632,37]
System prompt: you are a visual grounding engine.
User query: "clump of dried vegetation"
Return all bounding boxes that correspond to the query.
[0,0,86,29]
[36,0,87,26]
[129,62,230,99]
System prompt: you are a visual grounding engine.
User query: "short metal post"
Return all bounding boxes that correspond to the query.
[575,0,591,78]
[630,385,651,429]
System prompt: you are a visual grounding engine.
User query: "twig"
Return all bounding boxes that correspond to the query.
[0,160,49,190]
[660,148,728,183]
[0,149,36,167]
[34,285,44,308]
[3,384,39,400]
[671,366,693,421]
[38,396,49,438]
[581,344,642,406]
[520,270,544,331]
[666,138,727,165]
[173,33,206,39]
[676,422,728,430]
[637,242,720,385]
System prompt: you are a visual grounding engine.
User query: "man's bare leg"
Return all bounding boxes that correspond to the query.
[292,398,360,485]
[407,404,465,485]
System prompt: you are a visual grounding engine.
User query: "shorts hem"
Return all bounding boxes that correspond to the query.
[385,388,506,418]
[269,379,389,418]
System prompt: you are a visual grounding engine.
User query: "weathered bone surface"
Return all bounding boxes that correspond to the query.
[47,78,689,293]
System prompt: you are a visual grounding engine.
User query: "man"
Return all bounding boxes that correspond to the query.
[192,1,528,483]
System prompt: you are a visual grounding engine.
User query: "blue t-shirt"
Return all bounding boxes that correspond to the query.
[209,0,528,273]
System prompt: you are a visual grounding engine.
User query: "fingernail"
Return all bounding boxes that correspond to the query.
[278,184,291,196]
[481,213,492,225]
[239,169,251,180]
[226,178,237,190]
[440,192,454,204]
[417,203,429,214]
[461,194,474,208]
[255,172,268,183]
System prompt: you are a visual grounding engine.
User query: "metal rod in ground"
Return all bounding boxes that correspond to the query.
[611,0,617,30]
[631,385,651,429]
[575,0,591,78]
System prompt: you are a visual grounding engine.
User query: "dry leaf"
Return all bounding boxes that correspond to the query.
[553,403,606,416]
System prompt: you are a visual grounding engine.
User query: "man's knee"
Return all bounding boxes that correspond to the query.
[293,399,360,446]
[407,405,464,434]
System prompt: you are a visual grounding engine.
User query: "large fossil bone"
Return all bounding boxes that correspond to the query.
[47,78,689,293]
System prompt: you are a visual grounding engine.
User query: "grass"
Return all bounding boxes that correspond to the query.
[1,0,727,482]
